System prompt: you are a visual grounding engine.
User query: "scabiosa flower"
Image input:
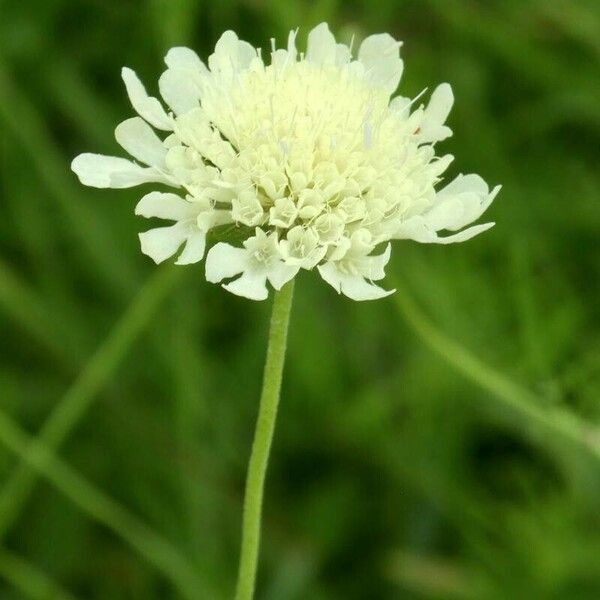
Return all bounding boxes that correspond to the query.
[72,23,500,301]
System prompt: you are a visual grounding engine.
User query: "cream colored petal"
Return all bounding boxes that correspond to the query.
[306,23,337,66]
[71,153,171,188]
[339,275,394,301]
[358,33,403,95]
[395,215,495,244]
[436,222,495,243]
[159,69,202,115]
[223,270,269,301]
[175,231,206,264]
[361,244,391,281]
[266,262,300,290]
[429,174,500,232]
[423,197,466,231]
[121,67,172,131]
[164,47,206,71]
[335,43,352,66]
[115,117,167,167]
[418,83,454,144]
[318,262,394,301]
[135,191,197,221]
[437,173,488,197]
[205,242,248,283]
[208,30,256,73]
[389,95,412,114]
[138,222,190,264]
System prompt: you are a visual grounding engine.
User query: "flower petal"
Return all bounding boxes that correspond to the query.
[223,270,269,301]
[71,153,172,188]
[435,222,495,243]
[418,83,454,144]
[121,67,172,131]
[394,215,495,244]
[437,175,501,229]
[318,262,394,301]
[205,242,248,283]
[389,95,412,114]
[306,23,337,66]
[335,43,352,66]
[394,216,435,243]
[339,275,394,301]
[159,69,203,116]
[438,172,488,196]
[175,231,206,264]
[135,191,197,220]
[173,108,236,169]
[429,174,501,231]
[422,197,466,231]
[164,47,206,70]
[115,117,167,167]
[358,33,403,95]
[208,31,256,74]
[266,262,300,290]
[138,221,191,264]
[362,243,391,281]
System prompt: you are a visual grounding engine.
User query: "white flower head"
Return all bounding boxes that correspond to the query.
[72,23,500,301]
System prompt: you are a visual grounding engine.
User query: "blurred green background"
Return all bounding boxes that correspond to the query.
[1,0,600,598]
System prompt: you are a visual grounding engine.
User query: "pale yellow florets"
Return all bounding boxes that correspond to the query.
[72,24,500,301]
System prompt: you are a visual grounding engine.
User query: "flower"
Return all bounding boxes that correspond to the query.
[72,23,500,301]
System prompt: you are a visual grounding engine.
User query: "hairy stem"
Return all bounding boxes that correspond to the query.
[235,280,295,600]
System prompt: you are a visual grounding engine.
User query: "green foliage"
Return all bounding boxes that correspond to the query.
[0,0,599,598]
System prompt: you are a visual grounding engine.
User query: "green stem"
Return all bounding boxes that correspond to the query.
[235,280,295,600]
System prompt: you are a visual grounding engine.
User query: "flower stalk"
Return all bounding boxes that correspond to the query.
[235,279,295,600]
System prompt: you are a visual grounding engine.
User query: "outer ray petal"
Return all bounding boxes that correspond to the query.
[138,221,191,264]
[339,275,394,301]
[175,231,207,264]
[135,192,197,220]
[361,243,391,281]
[115,117,167,167]
[223,270,269,301]
[435,222,495,243]
[267,262,300,290]
[306,23,337,66]
[335,43,352,66]
[394,215,495,244]
[121,68,172,131]
[164,47,206,70]
[159,69,203,116]
[205,242,248,283]
[208,31,256,74]
[418,83,454,144]
[358,33,403,95]
[318,262,394,301]
[71,153,173,188]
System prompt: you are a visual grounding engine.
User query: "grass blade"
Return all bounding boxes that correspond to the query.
[0,258,74,370]
[390,275,600,464]
[0,410,209,600]
[0,265,183,539]
[0,549,79,600]
[0,61,137,298]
